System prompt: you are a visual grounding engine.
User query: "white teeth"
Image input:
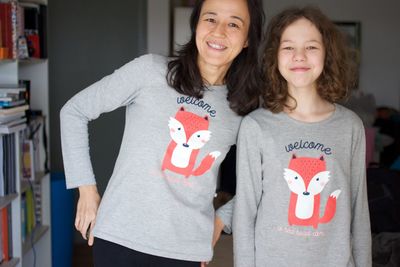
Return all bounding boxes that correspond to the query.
[208,42,225,50]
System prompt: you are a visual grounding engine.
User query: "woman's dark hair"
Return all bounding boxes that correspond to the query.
[167,0,265,116]
[262,6,357,113]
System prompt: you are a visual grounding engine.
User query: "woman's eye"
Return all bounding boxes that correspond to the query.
[228,22,239,28]
[283,47,293,50]
[205,18,216,23]
[306,46,317,50]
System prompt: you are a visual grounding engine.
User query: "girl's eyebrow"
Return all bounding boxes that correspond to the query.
[201,11,245,24]
[280,39,322,44]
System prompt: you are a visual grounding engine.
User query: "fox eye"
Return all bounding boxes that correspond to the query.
[316,178,320,181]
[197,135,200,138]
[294,176,298,180]
[178,127,181,130]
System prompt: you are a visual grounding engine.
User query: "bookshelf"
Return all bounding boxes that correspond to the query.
[0,0,51,267]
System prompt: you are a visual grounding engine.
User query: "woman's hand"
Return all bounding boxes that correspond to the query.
[202,216,226,266]
[75,185,101,246]
[212,215,225,247]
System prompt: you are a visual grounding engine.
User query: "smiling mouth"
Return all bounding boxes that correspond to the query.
[207,41,226,50]
[290,67,310,72]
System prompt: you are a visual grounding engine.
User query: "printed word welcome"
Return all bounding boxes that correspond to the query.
[285,139,332,155]
[177,96,216,117]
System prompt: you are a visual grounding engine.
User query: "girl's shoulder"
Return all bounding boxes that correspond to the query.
[335,104,364,129]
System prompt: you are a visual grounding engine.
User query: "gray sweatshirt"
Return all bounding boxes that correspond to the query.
[60,54,241,261]
[233,105,372,267]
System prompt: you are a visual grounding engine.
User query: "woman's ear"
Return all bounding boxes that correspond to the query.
[244,39,249,48]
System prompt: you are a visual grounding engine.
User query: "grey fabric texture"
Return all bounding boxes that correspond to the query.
[60,54,242,261]
[233,105,372,267]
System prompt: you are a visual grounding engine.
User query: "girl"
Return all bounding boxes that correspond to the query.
[60,0,264,266]
[233,6,371,267]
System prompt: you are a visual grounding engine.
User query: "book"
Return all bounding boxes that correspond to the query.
[0,111,25,124]
[0,83,26,93]
[0,104,29,115]
[1,207,9,261]
[0,99,26,108]
[22,139,34,180]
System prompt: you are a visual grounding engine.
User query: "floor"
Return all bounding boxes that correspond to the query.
[72,235,233,267]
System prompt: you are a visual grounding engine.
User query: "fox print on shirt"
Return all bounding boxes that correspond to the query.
[283,154,341,229]
[161,107,221,178]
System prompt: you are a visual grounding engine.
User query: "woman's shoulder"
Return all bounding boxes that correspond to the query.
[129,53,168,68]
[246,108,277,123]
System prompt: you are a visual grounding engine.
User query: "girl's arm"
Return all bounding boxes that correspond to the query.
[232,117,263,267]
[350,120,372,266]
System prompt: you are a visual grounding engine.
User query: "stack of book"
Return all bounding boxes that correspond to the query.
[0,83,29,134]
[0,0,47,60]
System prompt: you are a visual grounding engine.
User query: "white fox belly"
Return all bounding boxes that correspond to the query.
[171,145,192,168]
[295,195,314,219]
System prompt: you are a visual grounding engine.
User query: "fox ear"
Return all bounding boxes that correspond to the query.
[180,107,185,111]
[320,156,324,161]
[204,115,208,121]
[292,154,297,159]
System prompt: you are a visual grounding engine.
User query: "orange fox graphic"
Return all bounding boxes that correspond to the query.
[161,107,221,178]
[283,154,341,229]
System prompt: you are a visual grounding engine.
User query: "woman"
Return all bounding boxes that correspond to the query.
[60,0,264,266]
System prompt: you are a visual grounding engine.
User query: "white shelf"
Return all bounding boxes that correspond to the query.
[0,124,27,135]
[20,171,47,193]
[0,258,20,267]
[0,193,18,210]
[22,225,49,255]
[18,58,48,65]
[0,0,51,266]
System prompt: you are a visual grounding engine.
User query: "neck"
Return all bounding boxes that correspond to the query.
[284,86,335,123]
[198,60,230,86]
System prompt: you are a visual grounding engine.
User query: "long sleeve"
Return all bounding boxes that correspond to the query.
[350,121,372,266]
[60,55,152,189]
[216,197,235,234]
[233,116,263,267]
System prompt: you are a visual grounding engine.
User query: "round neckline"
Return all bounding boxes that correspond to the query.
[279,103,340,126]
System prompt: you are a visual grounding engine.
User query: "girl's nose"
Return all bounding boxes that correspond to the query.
[293,49,306,61]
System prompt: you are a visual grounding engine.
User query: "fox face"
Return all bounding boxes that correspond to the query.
[168,116,211,150]
[283,168,330,196]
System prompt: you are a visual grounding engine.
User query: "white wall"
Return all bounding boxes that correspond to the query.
[147,0,400,109]
[147,0,170,56]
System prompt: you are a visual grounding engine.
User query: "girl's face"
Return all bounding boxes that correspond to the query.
[278,18,325,92]
[196,0,250,74]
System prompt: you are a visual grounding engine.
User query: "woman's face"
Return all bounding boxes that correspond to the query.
[195,0,250,74]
